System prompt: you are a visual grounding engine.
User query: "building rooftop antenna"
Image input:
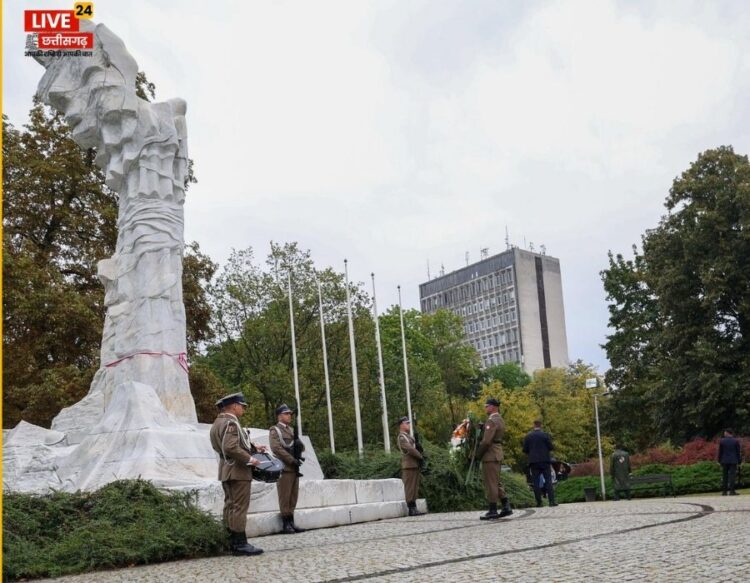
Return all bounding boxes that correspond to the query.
[440,263,445,277]
[540,244,546,255]
[505,226,510,250]
[427,259,431,280]
[529,242,534,252]
[465,251,469,266]
[480,247,489,260]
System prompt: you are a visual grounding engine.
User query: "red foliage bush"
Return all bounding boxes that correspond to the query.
[570,459,599,477]
[673,437,717,465]
[630,446,678,469]
[569,436,749,476]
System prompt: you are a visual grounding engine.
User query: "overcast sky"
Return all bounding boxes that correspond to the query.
[4,0,750,373]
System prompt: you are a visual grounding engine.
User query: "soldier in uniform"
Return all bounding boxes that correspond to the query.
[209,392,266,555]
[610,446,631,500]
[477,397,513,520]
[397,416,425,516]
[269,404,306,534]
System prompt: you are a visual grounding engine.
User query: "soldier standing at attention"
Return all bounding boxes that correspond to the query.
[209,392,266,556]
[397,416,425,516]
[477,397,513,520]
[270,404,306,534]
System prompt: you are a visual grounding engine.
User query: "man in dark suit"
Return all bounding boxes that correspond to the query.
[523,419,558,507]
[718,429,742,496]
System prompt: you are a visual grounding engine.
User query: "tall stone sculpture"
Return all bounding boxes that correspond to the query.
[33,21,197,442]
[4,22,418,535]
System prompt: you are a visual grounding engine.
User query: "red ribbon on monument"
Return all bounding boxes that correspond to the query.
[104,351,189,374]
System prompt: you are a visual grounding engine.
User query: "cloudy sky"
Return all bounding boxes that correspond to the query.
[4,0,750,372]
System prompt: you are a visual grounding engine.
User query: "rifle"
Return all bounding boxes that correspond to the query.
[464,420,483,486]
[412,415,431,476]
[292,423,306,477]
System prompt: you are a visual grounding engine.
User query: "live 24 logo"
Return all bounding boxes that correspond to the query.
[24,3,95,53]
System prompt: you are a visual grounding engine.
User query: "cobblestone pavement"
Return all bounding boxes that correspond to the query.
[37,495,750,582]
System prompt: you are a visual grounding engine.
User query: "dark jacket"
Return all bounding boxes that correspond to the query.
[718,436,742,465]
[523,428,554,463]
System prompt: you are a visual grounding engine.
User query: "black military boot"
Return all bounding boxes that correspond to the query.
[230,531,263,556]
[281,515,296,534]
[290,513,306,532]
[499,497,514,517]
[480,503,500,520]
[407,502,425,516]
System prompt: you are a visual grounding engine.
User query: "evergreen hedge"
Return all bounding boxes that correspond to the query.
[318,440,535,512]
[3,480,227,581]
[556,461,747,503]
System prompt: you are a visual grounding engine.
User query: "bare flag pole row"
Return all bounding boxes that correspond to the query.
[285,260,413,455]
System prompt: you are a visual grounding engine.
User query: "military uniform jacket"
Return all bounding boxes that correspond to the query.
[209,412,254,481]
[477,412,505,462]
[397,431,423,469]
[270,422,304,473]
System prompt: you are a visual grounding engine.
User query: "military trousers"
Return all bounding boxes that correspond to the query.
[277,470,300,516]
[222,479,252,533]
[482,461,506,503]
[401,468,421,504]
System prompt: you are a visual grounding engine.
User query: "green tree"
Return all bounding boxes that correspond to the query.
[482,362,531,390]
[204,245,480,450]
[602,146,750,443]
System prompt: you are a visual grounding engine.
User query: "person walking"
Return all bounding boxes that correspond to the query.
[718,429,742,496]
[523,420,558,507]
[269,404,306,533]
[477,398,513,520]
[209,392,266,555]
[397,416,425,516]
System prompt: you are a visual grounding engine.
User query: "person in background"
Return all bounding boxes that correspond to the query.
[610,446,632,501]
[718,429,742,496]
[523,419,558,507]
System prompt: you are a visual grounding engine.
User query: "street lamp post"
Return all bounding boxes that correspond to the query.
[587,377,607,501]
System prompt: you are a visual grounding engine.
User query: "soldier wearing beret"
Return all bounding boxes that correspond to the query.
[477,398,513,520]
[269,404,306,534]
[397,416,425,516]
[209,392,266,555]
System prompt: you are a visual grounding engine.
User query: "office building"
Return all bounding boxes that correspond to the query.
[419,248,569,372]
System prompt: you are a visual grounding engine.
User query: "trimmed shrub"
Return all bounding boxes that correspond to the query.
[3,480,227,581]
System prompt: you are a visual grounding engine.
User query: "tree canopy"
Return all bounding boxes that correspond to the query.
[601,146,750,447]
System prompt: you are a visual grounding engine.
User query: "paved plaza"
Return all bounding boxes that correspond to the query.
[38,495,749,582]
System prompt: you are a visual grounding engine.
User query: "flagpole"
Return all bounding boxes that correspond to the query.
[371,273,390,453]
[317,278,335,454]
[287,270,302,434]
[344,260,364,457]
[397,285,414,438]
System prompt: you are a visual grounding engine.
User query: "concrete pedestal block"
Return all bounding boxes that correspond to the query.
[298,479,357,508]
[350,500,406,524]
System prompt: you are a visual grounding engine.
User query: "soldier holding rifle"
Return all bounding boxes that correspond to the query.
[397,416,425,516]
[270,404,306,534]
[477,397,513,520]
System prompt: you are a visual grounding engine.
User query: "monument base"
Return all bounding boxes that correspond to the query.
[2,382,417,534]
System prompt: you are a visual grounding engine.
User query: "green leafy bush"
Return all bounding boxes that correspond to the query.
[318,441,535,512]
[3,480,227,581]
[555,461,746,503]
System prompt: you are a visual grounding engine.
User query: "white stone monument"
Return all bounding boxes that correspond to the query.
[3,22,421,535]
